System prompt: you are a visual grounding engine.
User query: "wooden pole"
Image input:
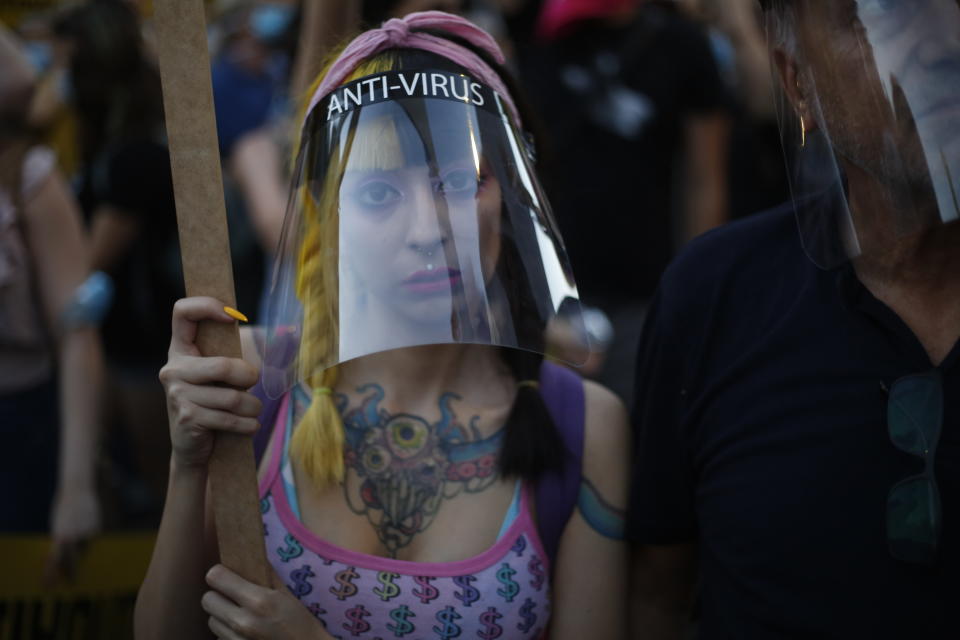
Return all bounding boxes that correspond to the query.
[153,0,270,587]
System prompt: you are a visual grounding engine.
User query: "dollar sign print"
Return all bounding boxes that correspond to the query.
[477,607,503,640]
[517,598,537,633]
[290,565,315,598]
[432,606,462,639]
[495,564,519,603]
[374,571,402,602]
[386,604,416,637]
[511,536,527,557]
[453,575,480,607]
[307,603,327,626]
[330,566,360,601]
[413,576,439,604]
[528,555,545,591]
[342,605,372,637]
[277,533,304,562]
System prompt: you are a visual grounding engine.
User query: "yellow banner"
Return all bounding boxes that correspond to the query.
[0,534,155,640]
[0,0,59,28]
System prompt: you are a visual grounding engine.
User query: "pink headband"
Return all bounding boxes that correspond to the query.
[305,11,521,126]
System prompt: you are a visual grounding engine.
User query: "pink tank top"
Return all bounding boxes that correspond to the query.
[259,394,553,639]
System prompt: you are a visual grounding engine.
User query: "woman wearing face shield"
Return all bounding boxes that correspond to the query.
[135,12,629,640]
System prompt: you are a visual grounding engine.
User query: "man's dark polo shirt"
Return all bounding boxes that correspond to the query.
[627,205,958,638]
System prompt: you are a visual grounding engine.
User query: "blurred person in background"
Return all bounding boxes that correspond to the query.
[210,1,299,162]
[679,0,791,220]
[629,0,960,636]
[362,0,462,24]
[224,0,361,324]
[360,0,513,55]
[16,10,84,181]
[209,1,305,322]
[510,0,731,406]
[0,23,105,580]
[51,0,182,525]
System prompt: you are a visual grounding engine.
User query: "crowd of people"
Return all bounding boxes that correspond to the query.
[1,0,956,638]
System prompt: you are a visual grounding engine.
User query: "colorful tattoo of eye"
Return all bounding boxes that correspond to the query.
[325,384,503,556]
[577,477,626,540]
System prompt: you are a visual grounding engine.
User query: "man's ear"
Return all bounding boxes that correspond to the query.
[772,48,818,134]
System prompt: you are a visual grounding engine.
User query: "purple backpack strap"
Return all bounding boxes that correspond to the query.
[536,361,586,569]
[251,330,298,465]
[252,379,282,466]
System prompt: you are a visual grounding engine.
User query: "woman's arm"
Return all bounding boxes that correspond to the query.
[134,298,261,640]
[135,298,332,640]
[288,0,360,102]
[229,131,287,255]
[21,166,105,578]
[682,112,731,243]
[135,457,218,640]
[88,204,141,272]
[550,381,631,639]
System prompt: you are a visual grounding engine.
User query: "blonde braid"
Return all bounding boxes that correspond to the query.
[288,52,397,488]
[290,163,344,485]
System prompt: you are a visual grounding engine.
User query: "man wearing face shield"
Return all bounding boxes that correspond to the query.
[628,0,959,637]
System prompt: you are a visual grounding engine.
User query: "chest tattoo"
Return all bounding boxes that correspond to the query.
[300,384,504,556]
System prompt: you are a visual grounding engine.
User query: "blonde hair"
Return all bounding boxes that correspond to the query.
[289,51,397,488]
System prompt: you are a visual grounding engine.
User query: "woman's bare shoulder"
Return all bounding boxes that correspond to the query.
[582,381,629,451]
[580,380,630,502]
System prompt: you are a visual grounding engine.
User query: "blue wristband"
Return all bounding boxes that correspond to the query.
[61,271,114,328]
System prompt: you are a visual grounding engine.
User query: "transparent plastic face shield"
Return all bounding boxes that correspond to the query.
[262,70,585,397]
[767,0,960,269]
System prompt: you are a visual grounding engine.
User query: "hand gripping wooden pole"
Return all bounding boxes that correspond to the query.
[154,0,270,587]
